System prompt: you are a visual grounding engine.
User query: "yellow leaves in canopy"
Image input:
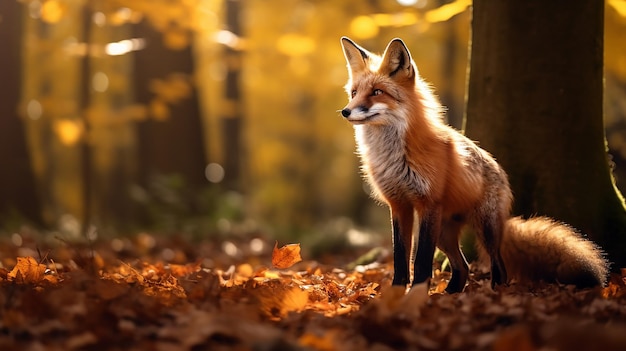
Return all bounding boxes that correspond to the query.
[150,99,170,121]
[276,34,316,57]
[107,7,142,26]
[372,12,419,27]
[164,27,190,50]
[349,0,471,39]
[424,0,471,23]
[54,119,83,146]
[609,0,626,18]
[148,73,193,120]
[350,13,419,39]
[349,16,379,39]
[41,0,66,24]
[122,104,148,121]
[149,74,192,103]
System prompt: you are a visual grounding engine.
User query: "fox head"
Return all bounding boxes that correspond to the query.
[340,37,417,126]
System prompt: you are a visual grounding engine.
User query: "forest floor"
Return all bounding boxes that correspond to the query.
[1,228,626,351]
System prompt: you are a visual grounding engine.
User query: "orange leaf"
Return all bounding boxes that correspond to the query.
[299,331,337,351]
[8,257,46,283]
[271,242,302,269]
[281,286,309,314]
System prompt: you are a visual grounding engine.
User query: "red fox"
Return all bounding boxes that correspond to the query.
[339,37,608,293]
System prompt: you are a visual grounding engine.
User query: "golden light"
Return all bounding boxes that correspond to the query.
[26,99,43,120]
[424,0,471,23]
[53,119,83,146]
[609,0,626,17]
[92,72,109,92]
[276,33,316,57]
[349,16,379,39]
[40,0,65,24]
[105,38,146,56]
[164,28,189,50]
[372,12,419,27]
[93,11,106,27]
[215,30,241,49]
[150,99,170,121]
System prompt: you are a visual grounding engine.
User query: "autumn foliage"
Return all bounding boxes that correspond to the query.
[0,232,626,351]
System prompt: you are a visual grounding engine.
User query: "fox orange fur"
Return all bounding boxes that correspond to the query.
[339,37,608,293]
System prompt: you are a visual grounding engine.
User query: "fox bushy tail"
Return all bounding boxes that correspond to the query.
[495,216,608,288]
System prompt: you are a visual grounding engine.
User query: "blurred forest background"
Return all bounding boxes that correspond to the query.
[1,0,626,242]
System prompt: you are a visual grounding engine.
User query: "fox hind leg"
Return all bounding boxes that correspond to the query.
[479,214,508,287]
[438,217,469,293]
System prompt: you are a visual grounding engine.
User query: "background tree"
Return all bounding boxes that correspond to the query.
[0,0,42,226]
[132,14,208,229]
[465,0,626,268]
[133,20,207,189]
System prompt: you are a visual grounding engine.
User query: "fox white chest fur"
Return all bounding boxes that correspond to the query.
[354,123,431,203]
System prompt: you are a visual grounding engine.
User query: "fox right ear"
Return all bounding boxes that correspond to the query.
[341,37,370,74]
[380,38,414,80]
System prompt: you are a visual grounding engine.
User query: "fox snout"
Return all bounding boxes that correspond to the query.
[341,108,352,118]
[341,106,367,118]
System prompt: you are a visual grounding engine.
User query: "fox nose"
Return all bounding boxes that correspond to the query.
[341,108,351,118]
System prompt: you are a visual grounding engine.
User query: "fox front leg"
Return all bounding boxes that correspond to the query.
[412,208,440,287]
[390,204,414,286]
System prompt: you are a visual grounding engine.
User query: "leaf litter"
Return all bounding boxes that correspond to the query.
[0,231,625,350]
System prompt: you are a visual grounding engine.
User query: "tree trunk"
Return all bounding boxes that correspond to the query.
[221,0,244,191]
[80,5,93,235]
[0,1,43,226]
[465,0,626,268]
[133,21,207,187]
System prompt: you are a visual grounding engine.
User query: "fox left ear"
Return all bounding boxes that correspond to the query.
[380,38,414,80]
[341,37,370,75]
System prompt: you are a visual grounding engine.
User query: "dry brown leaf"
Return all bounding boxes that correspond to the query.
[1,233,625,350]
[168,262,202,277]
[492,325,537,351]
[8,257,46,284]
[299,331,337,351]
[271,241,302,269]
[281,286,309,314]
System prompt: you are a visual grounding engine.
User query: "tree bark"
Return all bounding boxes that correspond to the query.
[221,0,244,191]
[465,0,626,268]
[0,1,43,226]
[133,21,207,187]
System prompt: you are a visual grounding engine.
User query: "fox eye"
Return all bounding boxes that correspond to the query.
[372,89,383,96]
[351,90,357,98]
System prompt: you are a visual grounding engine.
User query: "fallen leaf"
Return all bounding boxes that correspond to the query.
[8,257,46,284]
[271,242,302,269]
[299,331,337,351]
[281,286,309,314]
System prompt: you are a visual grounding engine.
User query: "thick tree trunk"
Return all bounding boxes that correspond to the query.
[465,0,626,268]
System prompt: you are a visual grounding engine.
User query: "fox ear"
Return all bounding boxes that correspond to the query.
[341,37,370,74]
[380,38,414,80]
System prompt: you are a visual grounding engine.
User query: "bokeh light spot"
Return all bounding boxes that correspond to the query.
[205,163,225,183]
[92,72,109,92]
[27,99,43,120]
[349,16,379,39]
